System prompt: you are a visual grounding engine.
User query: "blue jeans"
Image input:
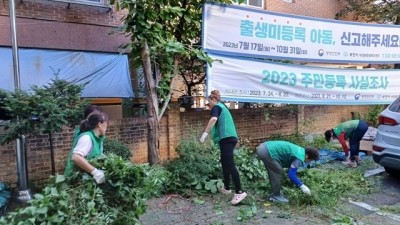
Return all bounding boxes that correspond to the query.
[349,120,368,160]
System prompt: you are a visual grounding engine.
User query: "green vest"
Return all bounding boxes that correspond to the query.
[264,141,305,168]
[211,102,238,144]
[64,130,105,178]
[72,127,80,144]
[333,120,359,139]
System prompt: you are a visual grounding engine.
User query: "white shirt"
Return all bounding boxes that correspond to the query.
[73,135,93,157]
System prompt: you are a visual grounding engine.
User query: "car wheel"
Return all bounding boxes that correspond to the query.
[384,167,400,177]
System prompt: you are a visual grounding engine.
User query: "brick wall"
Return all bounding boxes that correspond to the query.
[266,0,346,19]
[0,0,124,27]
[0,0,128,52]
[0,104,370,187]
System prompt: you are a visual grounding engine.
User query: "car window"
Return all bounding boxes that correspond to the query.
[388,97,400,112]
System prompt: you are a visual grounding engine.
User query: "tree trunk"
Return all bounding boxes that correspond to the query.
[141,41,159,165]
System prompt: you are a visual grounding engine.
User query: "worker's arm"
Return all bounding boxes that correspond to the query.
[288,158,303,187]
[204,117,218,133]
[72,154,95,174]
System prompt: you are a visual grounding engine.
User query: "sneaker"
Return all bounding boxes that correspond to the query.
[231,192,247,205]
[269,194,289,203]
[355,156,362,165]
[220,187,232,195]
[342,160,357,168]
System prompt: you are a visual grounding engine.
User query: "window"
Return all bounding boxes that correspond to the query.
[50,0,108,7]
[233,0,264,8]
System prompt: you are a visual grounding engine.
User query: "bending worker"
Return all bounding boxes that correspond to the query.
[256,140,319,203]
[324,119,368,168]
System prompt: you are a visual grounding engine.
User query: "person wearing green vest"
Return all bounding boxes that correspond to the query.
[324,120,368,168]
[256,141,319,203]
[200,90,247,205]
[64,111,108,184]
[72,104,102,144]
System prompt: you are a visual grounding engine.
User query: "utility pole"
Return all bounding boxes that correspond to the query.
[9,0,32,202]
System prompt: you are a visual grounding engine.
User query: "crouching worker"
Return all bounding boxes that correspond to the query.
[256,140,319,203]
[64,111,108,184]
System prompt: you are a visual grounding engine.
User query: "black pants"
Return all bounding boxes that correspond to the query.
[349,120,369,160]
[219,140,242,193]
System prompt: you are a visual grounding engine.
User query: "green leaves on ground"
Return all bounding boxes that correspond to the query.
[164,134,374,209]
[236,202,257,221]
[0,154,170,225]
[165,136,222,194]
[283,166,373,207]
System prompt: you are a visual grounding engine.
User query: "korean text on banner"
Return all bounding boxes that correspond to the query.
[207,54,400,105]
[202,2,400,64]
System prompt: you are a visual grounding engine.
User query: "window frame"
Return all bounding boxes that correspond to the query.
[233,0,264,9]
[49,0,108,7]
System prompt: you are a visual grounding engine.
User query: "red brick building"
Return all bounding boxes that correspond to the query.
[0,0,356,187]
[0,0,127,52]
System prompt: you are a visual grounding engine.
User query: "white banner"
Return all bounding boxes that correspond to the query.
[202,2,400,63]
[207,54,400,105]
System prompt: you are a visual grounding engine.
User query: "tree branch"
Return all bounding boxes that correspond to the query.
[158,57,179,121]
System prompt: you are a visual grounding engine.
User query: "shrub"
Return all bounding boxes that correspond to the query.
[103,139,132,160]
[165,136,222,194]
[361,105,386,127]
[0,155,169,225]
[234,147,269,191]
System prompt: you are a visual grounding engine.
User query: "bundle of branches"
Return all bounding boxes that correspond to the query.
[0,154,170,225]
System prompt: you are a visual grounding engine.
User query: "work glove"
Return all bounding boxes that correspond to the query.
[300,184,311,195]
[199,132,208,143]
[91,168,106,184]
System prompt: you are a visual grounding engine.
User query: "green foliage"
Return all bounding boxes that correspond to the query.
[103,139,132,160]
[234,147,268,191]
[357,105,386,127]
[337,0,400,24]
[236,201,257,221]
[165,136,222,194]
[332,215,356,225]
[0,155,170,225]
[283,167,372,207]
[111,0,234,105]
[0,78,87,145]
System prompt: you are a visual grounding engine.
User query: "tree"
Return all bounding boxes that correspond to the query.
[179,56,206,97]
[110,0,234,164]
[337,0,400,68]
[0,78,87,174]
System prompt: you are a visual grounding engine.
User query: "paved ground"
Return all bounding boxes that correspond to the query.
[140,194,329,225]
[140,160,400,225]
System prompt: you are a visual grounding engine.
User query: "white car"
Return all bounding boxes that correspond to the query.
[373,97,400,176]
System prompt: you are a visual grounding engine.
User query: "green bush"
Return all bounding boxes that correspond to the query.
[234,147,269,192]
[0,155,169,225]
[165,136,222,194]
[103,139,132,160]
[361,105,386,127]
